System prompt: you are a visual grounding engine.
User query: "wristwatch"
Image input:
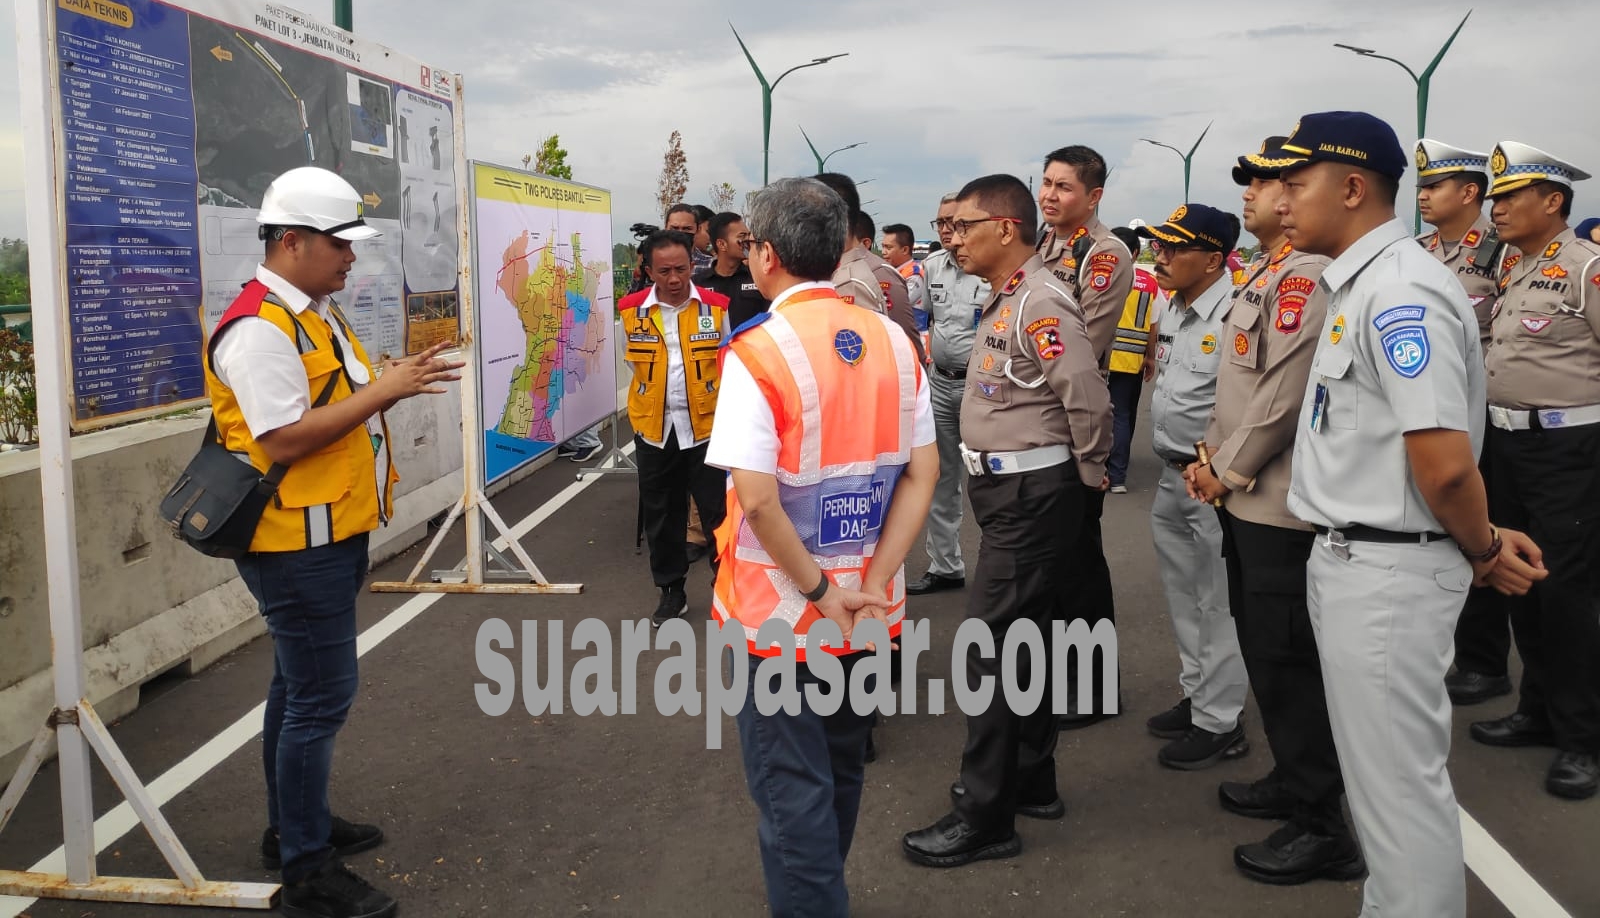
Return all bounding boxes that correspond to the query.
[1462,527,1502,564]
[802,573,830,603]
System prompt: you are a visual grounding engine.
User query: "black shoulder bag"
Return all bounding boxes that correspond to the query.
[159,373,341,559]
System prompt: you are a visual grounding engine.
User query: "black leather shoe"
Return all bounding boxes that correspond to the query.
[1470,712,1556,748]
[907,573,964,595]
[263,817,385,870]
[948,781,1066,820]
[1234,824,1365,886]
[1446,670,1512,706]
[1218,774,1296,821]
[280,861,396,918]
[1146,697,1192,740]
[1158,724,1249,771]
[1545,751,1599,800]
[901,812,1021,868]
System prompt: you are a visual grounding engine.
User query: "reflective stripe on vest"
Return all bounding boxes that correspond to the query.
[712,298,918,659]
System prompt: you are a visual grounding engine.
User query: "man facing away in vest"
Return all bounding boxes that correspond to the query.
[205,166,463,918]
[707,176,938,917]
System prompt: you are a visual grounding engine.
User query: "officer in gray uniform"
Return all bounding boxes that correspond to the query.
[1276,111,1545,918]
[902,174,1110,869]
[1470,141,1600,801]
[909,192,992,595]
[1137,203,1250,770]
[1415,139,1514,706]
[815,172,927,366]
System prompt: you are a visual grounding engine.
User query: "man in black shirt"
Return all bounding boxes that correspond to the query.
[693,211,770,329]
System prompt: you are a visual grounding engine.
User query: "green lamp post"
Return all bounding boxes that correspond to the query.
[731,25,847,187]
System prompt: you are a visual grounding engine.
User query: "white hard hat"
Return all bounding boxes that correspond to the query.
[257,166,381,241]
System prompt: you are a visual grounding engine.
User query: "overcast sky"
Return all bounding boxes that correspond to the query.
[2,0,1599,249]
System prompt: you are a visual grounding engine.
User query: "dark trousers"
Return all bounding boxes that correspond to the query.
[1219,513,1347,834]
[1455,431,1510,676]
[1491,424,1600,753]
[736,651,875,918]
[1058,486,1116,711]
[1106,370,1143,487]
[956,463,1079,834]
[236,532,369,883]
[636,429,727,589]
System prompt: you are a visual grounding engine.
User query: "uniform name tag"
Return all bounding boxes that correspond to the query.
[628,333,660,344]
[817,480,889,547]
[688,331,721,342]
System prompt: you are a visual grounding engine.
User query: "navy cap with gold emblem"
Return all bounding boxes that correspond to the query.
[1233,136,1297,186]
[1279,111,1407,180]
[1136,203,1240,254]
[1415,139,1489,188]
[1487,141,1591,197]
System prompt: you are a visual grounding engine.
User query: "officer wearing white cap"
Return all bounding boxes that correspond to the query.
[1470,141,1600,801]
[206,166,463,918]
[1186,136,1357,886]
[1276,111,1545,917]
[1135,203,1251,771]
[1414,139,1517,709]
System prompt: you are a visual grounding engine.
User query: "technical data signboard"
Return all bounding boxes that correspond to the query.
[471,163,615,486]
[51,0,464,429]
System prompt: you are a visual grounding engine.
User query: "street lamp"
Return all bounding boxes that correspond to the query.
[731,24,848,187]
[334,0,352,29]
[1334,9,1472,233]
[800,126,865,174]
[1140,122,1212,204]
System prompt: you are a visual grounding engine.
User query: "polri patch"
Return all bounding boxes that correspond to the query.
[1035,327,1065,360]
[1275,296,1305,333]
[1381,326,1430,378]
[1373,305,1426,331]
[1025,317,1060,334]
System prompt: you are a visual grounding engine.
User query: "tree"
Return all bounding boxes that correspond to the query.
[655,131,689,221]
[529,134,572,179]
[744,190,759,215]
[0,239,28,305]
[709,182,736,213]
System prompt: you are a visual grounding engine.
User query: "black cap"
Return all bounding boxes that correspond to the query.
[1232,136,1297,186]
[1279,111,1407,180]
[1136,203,1240,253]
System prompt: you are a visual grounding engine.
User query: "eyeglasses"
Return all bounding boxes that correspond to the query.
[949,216,1021,238]
[1150,240,1209,260]
[930,218,955,232]
[735,234,755,250]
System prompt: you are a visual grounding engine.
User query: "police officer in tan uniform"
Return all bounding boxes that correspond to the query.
[902,174,1111,869]
[815,172,928,366]
[1035,145,1131,725]
[1415,139,1515,707]
[1470,141,1600,800]
[1186,136,1357,885]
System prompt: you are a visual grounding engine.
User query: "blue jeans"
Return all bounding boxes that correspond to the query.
[236,533,369,883]
[1107,371,1144,487]
[736,651,875,918]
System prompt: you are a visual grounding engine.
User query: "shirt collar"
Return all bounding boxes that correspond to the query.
[256,264,329,316]
[1320,219,1413,294]
[769,281,834,310]
[639,284,699,314]
[1173,272,1231,320]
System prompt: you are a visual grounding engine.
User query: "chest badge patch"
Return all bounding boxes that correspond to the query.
[698,315,717,333]
[833,329,866,366]
[1035,328,1065,360]
[1521,317,1553,334]
[1543,264,1569,279]
[1329,314,1346,345]
[1234,333,1250,356]
[1200,334,1218,355]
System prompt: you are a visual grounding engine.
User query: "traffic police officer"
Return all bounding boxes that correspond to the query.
[902,174,1111,868]
[909,192,992,595]
[1415,139,1515,708]
[1188,137,1357,885]
[1137,203,1250,770]
[815,172,928,366]
[1035,144,1132,725]
[1470,141,1600,800]
[1276,111,1544,917]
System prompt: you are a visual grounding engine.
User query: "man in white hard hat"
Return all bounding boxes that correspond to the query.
[204,166,463,918]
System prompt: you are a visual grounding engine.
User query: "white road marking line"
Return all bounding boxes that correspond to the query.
[0,449,629,916]
[1462,808,1575,917]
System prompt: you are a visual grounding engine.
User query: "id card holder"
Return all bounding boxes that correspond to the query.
[972,307,982,329]
[1309,382,1328,432]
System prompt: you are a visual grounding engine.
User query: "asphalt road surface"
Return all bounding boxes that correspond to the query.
[2,419,1596,917]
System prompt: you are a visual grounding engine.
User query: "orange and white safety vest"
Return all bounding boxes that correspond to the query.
[711,288,921,659]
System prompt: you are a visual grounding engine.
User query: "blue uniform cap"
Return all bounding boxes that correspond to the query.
[1279,111,1408,181]
[1136,203,1240,254]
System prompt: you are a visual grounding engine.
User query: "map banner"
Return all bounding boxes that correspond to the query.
[49,0,463,429]
[470,163,615,488]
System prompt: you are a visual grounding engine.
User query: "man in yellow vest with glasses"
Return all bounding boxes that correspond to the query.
[205,166,463,918]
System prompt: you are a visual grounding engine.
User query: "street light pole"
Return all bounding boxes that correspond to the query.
[333,0,352,29]
[1140,122,1212,204]
[1334,9,1472,233]
[800,126,865,174]
[731,24,847,187]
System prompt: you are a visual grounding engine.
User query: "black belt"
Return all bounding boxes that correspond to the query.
[934,364,966,380]
[1314,525,1450,544]
[1164,455,1197,470]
